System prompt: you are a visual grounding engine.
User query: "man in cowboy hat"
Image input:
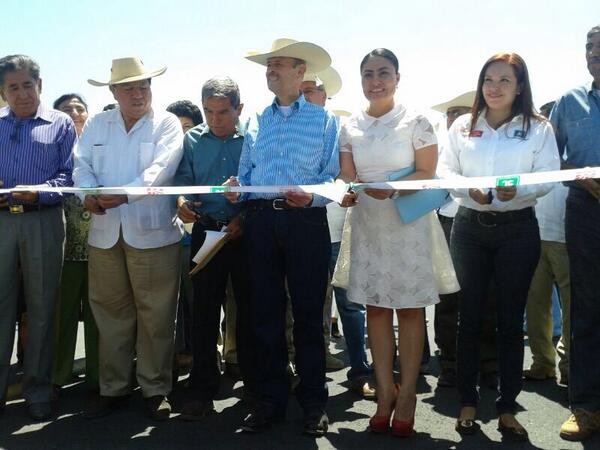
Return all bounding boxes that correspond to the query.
[300,66,342,107]
[0,54,76,421]
[224,38,339,436]
[73,57,184,421]
[431,91,499,390]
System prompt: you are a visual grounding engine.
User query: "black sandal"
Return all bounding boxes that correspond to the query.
[455,418,481,435]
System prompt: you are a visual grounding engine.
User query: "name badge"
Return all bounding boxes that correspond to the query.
[469,130,483,138]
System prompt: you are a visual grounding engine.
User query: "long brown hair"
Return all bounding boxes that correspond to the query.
[470,52,543,136]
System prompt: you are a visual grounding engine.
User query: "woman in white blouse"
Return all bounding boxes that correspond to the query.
[336,48,439,438]
[438,53,560,441]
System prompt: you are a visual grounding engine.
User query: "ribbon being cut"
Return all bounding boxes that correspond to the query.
[1,166,599,203]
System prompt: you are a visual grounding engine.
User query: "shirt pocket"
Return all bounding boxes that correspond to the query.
[91,145,108,178]
[138,142,155,172]
[32,140,58,173]
[567,117,597,152]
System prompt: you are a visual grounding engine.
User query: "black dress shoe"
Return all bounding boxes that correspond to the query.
[349,377,376,400]
[27,402,52,421]
[303,409,329,436]
[145,395,171,421]
[83,394,130,419]
[240,404,284,433]
[178,399,214,421]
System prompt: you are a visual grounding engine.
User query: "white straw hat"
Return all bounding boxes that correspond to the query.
[303,66,342,97]
[245,38,331,72]
[431,91,476,113]
[88,57,167,86]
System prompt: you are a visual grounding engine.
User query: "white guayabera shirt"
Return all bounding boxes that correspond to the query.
[73,108,184,249]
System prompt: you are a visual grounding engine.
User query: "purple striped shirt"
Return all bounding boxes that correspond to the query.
[0,104,75,204]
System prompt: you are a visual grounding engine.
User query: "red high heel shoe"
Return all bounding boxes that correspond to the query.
[368,385,398,433]
[391,394,416,438]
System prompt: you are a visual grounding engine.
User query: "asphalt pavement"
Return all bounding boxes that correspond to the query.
[1,308,598,450]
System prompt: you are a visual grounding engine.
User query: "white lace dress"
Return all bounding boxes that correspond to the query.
[335,104,440,309]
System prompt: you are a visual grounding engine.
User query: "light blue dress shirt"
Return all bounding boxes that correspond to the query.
[238,95,339,207]
[550,82,600,176]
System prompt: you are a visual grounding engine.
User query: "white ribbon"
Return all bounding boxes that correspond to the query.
[1,166,598,203]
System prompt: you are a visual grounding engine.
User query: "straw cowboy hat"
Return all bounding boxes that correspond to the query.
[88,57,167,86]
[0,97,6,108]
[431,90,476,113]
[245,38,331,72]
[303,66,342,98]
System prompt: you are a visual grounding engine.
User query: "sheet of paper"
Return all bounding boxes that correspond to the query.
[192,230,228,264]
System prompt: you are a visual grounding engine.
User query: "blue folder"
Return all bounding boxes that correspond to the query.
[388,166,451,224]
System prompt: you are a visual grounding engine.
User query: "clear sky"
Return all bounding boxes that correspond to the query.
[1,0,598,118]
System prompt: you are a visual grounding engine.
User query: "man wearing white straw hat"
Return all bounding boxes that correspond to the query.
[224,38,339,436]
[431,91,499,390]
[73,57,184,421]
[300,66,341,107]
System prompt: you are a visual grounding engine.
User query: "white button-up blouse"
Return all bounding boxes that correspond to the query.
[438,112,560,212]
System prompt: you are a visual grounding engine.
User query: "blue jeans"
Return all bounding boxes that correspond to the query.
[452,207,540,414]
[329,242,372,381]
[566,188,600,412]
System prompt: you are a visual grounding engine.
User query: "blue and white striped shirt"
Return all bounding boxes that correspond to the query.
[238,95,339,207]
[0,104,75,204]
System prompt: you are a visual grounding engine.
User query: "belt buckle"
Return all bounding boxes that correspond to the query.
[272,199,287,211]
[476,211,497,228]
[9,205,24,214]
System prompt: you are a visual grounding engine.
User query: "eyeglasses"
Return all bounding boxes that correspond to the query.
[10,120,22,143]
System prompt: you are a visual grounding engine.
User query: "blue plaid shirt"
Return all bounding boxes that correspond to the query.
[0,104,75,204]
[238,95,339,207]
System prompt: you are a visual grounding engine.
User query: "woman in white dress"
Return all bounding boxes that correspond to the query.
[337,48,439,437]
